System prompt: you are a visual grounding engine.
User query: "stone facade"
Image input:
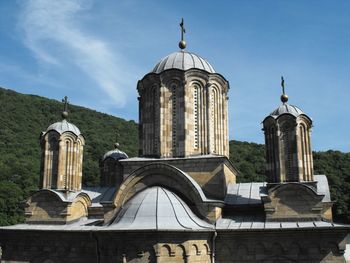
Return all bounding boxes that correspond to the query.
[263,105,313,183]
[215,229,348,263]
[1,228,348,262]
[138,68,229,158]
[262,182,333,222]
[40,122,85,191]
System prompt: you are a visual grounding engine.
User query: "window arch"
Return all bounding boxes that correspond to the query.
[171,84,177,153]
[48,136,58,188]
[210,86,219,153]
[193,85,199,149]
[269,126,278,182]
[280,121,296,181]
[152,86,159,154]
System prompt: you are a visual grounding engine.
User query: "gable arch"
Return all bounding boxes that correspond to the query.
[111,163,220,223]
[269,182,320,198]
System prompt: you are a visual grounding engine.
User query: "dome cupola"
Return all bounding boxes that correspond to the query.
[152,51,215,74]
[102,143,129,161]
[40,97,85,191]
[100,139,128,187]
[45,119,81,136]
[263,77,314,183]
[269,104,305,119]
[138,19,229,158]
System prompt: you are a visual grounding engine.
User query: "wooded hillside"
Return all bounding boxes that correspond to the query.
[0,87,349,225]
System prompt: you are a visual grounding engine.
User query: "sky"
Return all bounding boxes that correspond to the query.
[0,0,349,152]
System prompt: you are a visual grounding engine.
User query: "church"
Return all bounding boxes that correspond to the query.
[1,20,349,263]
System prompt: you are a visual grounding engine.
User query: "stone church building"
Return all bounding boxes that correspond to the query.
[1,22,349,263]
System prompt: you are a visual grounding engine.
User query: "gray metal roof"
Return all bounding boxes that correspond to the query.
[83,187,116,207]
[269,103,304,118]
[216,216,348,230]
[121,154,226,162]
[43,187,116,207]
[152,51,215,74]
[2,217,348,232]
[225,175,331,205]
[109,186,213,231]
[225,182,267,205]
[102,148,128,161]
[314,175,331,202]
[45,119,81,136]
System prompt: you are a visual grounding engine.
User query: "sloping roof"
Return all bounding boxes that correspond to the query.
[225,175,330,205]
[44,187,116,207]
[314,175,331,202]
[216,216,349,230]
[82,187,116,207]
[109,186,213,231]
[2,217,349,232]
[225,182,267,205]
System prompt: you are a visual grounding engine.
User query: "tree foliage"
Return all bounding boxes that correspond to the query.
[0,88,138,224]
[0,87,349,225]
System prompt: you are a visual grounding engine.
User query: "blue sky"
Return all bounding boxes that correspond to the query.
[1,0,349,152]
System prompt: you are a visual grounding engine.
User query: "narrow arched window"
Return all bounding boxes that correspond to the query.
[65,140,70,189]
[269,126,277,182]
[152,87,158,153]
[172,84,177,151]
[280,122,296,181]
[48,137,58,188]
[210,88,217,153]
[193,86,199,149]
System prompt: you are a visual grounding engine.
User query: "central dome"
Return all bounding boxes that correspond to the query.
[152,51,215,74]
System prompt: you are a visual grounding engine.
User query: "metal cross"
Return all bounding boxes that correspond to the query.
[180,18,186,42]
[281,76,285,95]
[62,96,69,112]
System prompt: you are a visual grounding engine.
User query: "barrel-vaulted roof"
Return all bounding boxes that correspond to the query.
[109,186,213,231]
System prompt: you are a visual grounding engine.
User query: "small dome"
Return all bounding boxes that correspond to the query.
[152,51,215,74]
[269,103,304,118]
[102,148,128,161]
[110,186,213,230]
[46,119,81,136]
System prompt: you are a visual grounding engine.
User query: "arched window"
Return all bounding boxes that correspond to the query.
[210,87,217,153]
[300,124,306,180]
[48,137,58,188]
[65,140,70,189]
[280,122,296,181]
[172,84,177,152]
[152,87,158,154]
[300,122,311,181]
[269,126,277,182]
[193,86,199,149]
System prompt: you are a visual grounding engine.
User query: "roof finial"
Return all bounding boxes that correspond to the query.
[280,76,288,104]
[61,96,69,119]
[179,18,186,50]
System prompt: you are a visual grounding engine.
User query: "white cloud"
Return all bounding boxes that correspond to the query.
[18,0,130,107]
